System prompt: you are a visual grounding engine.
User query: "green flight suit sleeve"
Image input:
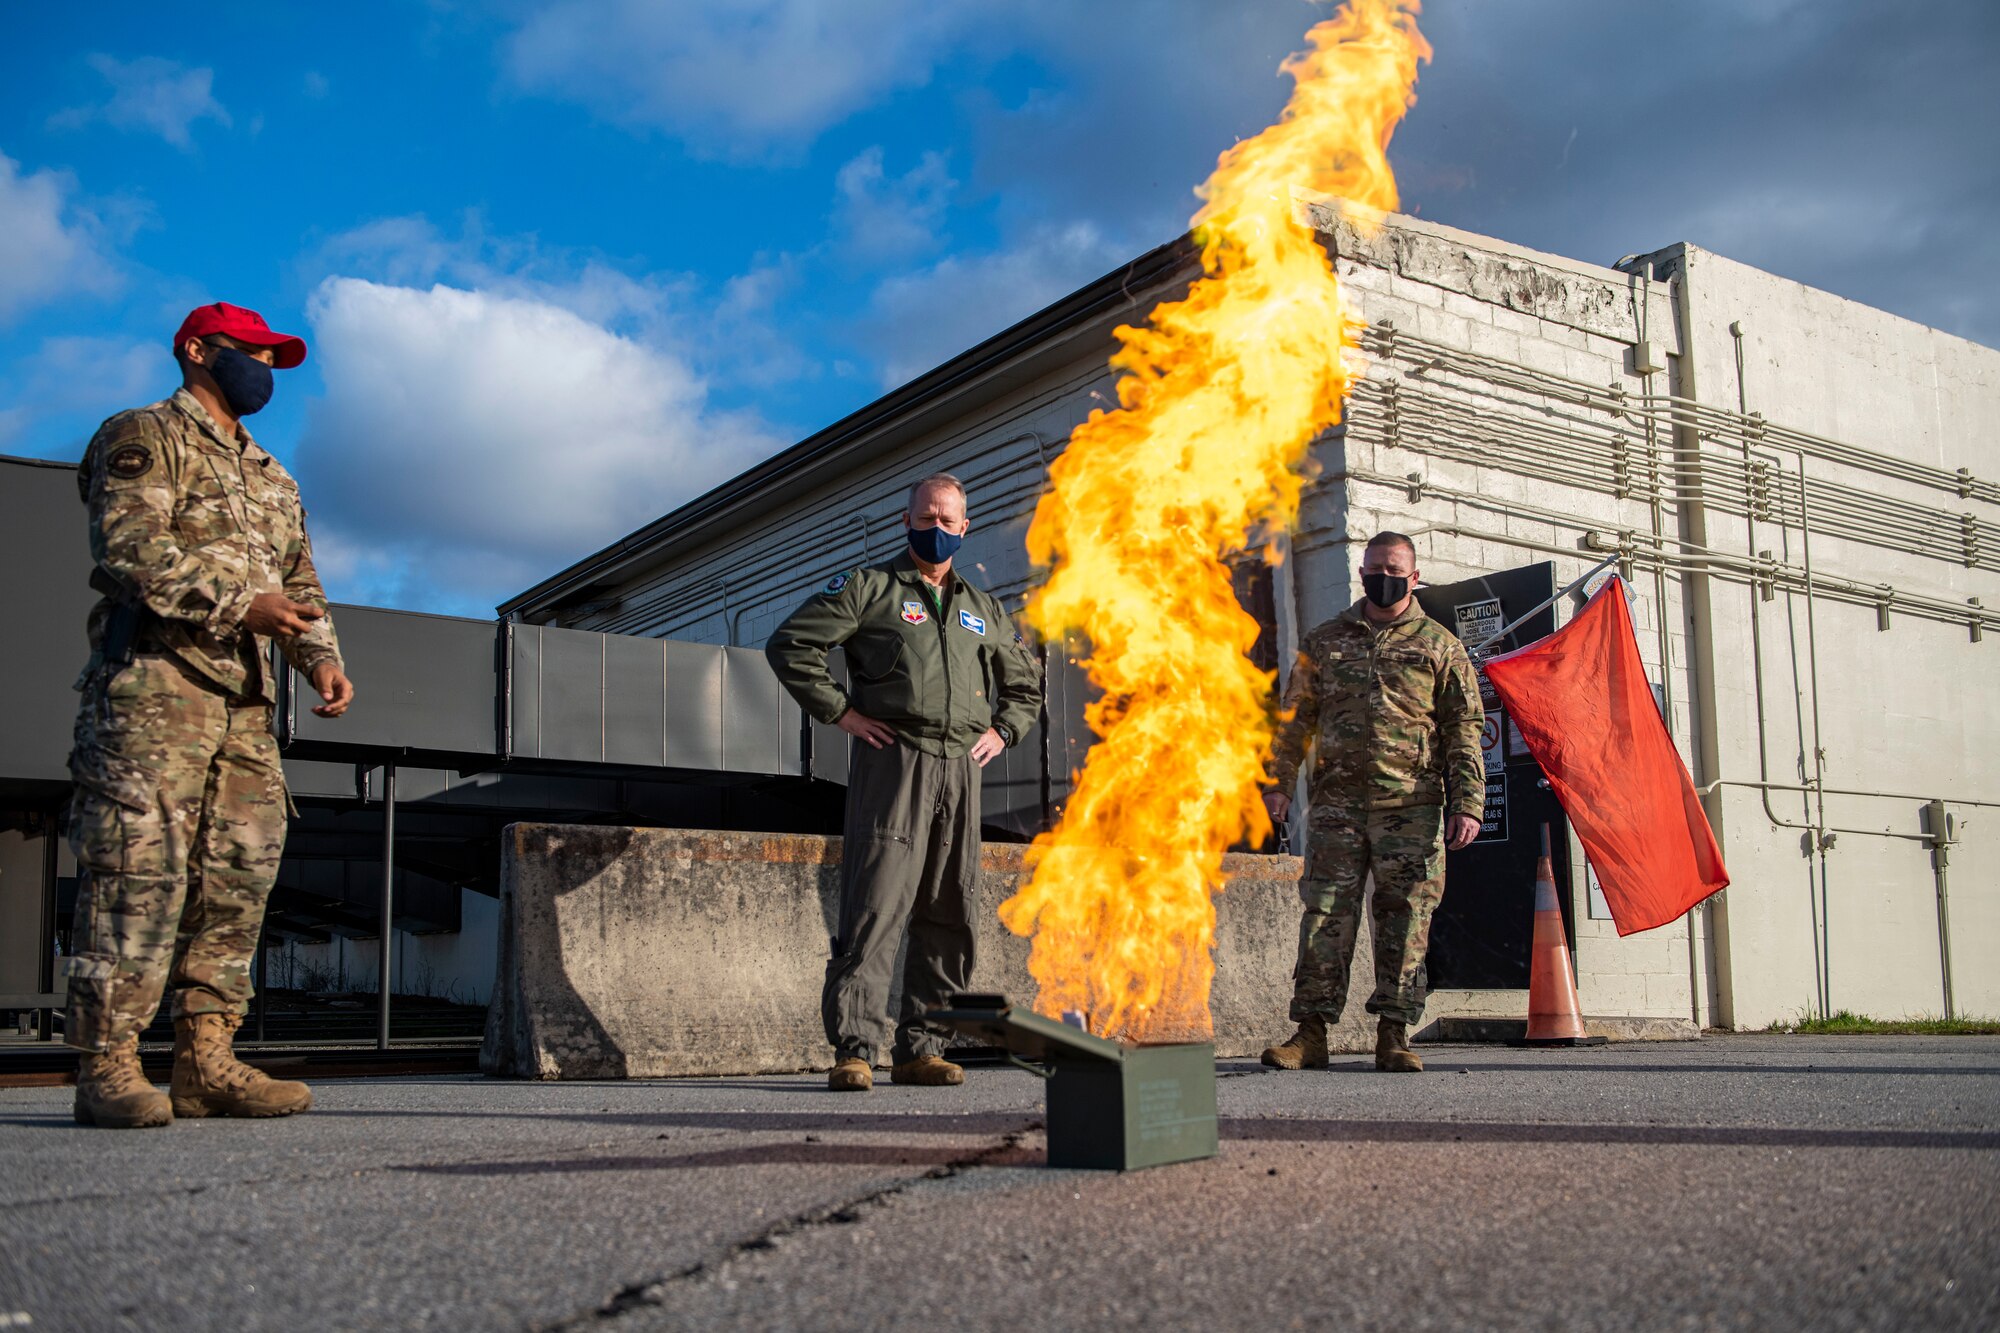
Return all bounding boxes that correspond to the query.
[766,573,866,725]
[83,412,257,638]
[988,612,1043,746]
[1437,639,1487,822]
[1267,645,1320,791]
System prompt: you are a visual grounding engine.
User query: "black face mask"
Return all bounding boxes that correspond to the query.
[1362,572,1411,608]
[204,346,275,417]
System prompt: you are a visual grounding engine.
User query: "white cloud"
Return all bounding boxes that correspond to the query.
[833,146,956,263]
[502,0,973,155]
[49,55,231,150]
[0,150,120,324]
[859,222,1132,388]
[296,277,783,614]
[0,334,164,452]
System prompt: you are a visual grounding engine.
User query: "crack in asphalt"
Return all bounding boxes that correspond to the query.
[537,1120,1043,1329]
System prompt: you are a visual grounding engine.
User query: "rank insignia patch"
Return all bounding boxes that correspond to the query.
[107,444,153,480]
[901,600,928,625]
[823,572,850,595]
[958,609,987,636]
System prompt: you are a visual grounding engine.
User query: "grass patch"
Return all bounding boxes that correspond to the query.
[1763,1009,2000,1036]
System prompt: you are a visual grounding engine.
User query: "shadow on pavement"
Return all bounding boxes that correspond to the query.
[400,1139,1043,1175]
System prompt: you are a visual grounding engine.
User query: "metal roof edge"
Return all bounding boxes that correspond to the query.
[498,232,1199,617]
[0,453,82,472]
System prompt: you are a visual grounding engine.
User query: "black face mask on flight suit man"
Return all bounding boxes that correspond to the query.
[907,523,963,564]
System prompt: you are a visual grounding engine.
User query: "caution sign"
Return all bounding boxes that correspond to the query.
[1453,596,1503,647]
[1454,597,1504,705]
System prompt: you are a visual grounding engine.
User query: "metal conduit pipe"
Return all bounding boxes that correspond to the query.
[1364,321,1999,505]
[1341,468,2000,634]
[1348,381,1996,571]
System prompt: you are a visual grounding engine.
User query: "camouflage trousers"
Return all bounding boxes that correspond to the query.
[1289,802,1446,1027]
[64,655,288,1052]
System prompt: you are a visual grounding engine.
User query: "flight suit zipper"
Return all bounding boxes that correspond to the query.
[932,582,953,746]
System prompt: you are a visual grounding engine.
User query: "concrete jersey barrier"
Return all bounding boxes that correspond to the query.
[480,824,1381,1078]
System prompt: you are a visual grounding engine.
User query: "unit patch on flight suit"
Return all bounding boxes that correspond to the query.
[901,600,928,625]
[958,609,986,636]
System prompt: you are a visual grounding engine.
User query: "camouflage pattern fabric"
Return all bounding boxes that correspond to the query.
[75,388,342,702]
[65,656,288,1052]
[64,388,337,1053]
[1268,598,1484,821]
[1289,803,1446,1026]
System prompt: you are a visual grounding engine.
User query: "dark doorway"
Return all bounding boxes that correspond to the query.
[1415,562,1571,990]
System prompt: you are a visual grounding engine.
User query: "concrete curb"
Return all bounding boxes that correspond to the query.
[479,824,1387,1078]
[1432,1016,1702,1043]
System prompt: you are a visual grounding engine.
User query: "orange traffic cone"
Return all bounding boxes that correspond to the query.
[1512,824,1606,1048]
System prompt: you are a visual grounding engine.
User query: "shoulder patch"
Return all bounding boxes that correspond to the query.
[823,571,851,595]
[107,443,154,481]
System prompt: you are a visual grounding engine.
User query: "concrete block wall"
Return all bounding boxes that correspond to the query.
[480,824,1386,1078]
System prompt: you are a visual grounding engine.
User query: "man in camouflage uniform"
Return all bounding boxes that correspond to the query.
[768,474,1042,1092]
[1261,531,1484,1073]
[66,302,354,1128]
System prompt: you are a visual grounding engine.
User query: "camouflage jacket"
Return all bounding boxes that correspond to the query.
[765,554,1043,759]
[1268,598,1485,819]
[75,389,342,701]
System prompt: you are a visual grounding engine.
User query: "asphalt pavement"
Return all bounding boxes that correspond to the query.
[1,1035,1995,1331]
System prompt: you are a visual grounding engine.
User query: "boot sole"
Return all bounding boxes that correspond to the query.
[74,1104,173,1129]
[171,1096,313,1118]
[1260,1052,1330,1070]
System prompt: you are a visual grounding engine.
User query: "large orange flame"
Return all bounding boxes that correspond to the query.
[998,1,1430,1043]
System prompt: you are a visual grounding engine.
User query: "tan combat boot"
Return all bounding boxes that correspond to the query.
[170,1012,313,1118]
[1375,1017,1423,1072]
[74,1036,173,1128]
[890,1054,964,1086]
[828,1056,873,1091]
[1261,1016,1331,1070]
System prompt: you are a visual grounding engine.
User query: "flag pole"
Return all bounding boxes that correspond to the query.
[1468,552,1621,656]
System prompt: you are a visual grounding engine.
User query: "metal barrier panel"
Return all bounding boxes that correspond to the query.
[603,633,667,767]
[662,640,724,770]
[285,606,500,757]
[0,457,96,786]
[509,626,804,777]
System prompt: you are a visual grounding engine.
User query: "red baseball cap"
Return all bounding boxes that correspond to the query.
[172,302,308,369]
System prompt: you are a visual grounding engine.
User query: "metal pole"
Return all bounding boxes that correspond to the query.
[255,936,267,1043]
[378,763,395,1052]
[1934,858,1956,1021]
[1467,552,1620,655]
[38,819,58,1042]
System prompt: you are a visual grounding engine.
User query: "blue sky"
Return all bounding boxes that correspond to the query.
[5,1,1995,616]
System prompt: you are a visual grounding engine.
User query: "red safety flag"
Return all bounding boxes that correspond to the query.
[1481,577,1728,935]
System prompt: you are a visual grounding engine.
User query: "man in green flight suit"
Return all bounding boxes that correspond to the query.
[1260,531,1485,1073]
[767,473,1043,1092]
